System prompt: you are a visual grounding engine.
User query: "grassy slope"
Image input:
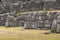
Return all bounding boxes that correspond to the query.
[0,26,60,40]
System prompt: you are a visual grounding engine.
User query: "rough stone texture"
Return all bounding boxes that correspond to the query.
[18,21,24,26]
[24,22,36,29]
[5,21,10,27]
[35,21,43,29]
[56,24,60,33]
[44,20,51,28]
[51,20,57,33]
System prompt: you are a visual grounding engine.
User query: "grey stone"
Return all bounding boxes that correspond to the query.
[44,20,51,28]
[51,20,57,33]
[35,21,43,28]
[24,22,36,29]
[18,21,24,26]
[56,24,60,33]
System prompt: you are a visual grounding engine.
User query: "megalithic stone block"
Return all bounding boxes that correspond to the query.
[24,22,29,29]
[9,21,18,27]
[5,21,10,27]
[51,24,57,33]
[56,24,60,33]
[18,21,24,26]
[56,19,60,33]
[35,21,44,29]
[24,22,36,29]
[51,20,57,33]
[0,21,5,26]
[44,20,51,28]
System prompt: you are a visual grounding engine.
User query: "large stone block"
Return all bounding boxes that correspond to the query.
[24,22,36,29]
[5,21,18,27]
[56,24,60,33]
[35,21,44,28]
[51,20,57,33]
[44,20,51,28]
[18,21,24,26]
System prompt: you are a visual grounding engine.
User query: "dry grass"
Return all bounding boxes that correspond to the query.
[0,26,60,40]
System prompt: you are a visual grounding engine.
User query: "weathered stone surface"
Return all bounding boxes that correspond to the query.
[35,21,43,28]
[44,20,51,28]
[18,21,24,26]
[51,20,57,33]
[56,24,60,33]
[24,22,36,29]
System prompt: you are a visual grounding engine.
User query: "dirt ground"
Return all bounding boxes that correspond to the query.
[0,26,60,40]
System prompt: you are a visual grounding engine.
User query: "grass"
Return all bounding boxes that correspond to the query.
[0,26,60,40]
